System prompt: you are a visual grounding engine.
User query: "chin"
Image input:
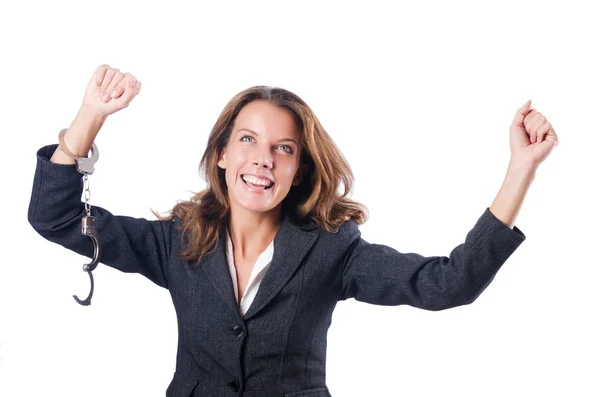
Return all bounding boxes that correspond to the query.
[247,201,282,214]
[231,196,280,214]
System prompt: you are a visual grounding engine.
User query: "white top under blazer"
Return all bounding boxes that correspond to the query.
[225,228,275,316]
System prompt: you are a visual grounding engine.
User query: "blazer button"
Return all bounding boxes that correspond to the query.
[227,379,240,392]
[230,324,245,338]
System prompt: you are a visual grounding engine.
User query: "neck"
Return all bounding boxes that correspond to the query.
[227,205,282,259]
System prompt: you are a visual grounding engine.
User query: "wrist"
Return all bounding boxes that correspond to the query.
[62,106,107,157]
[78,104,108,124]
[508,157,537,177]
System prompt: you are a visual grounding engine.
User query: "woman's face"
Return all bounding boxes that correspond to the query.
[217,100,305,217]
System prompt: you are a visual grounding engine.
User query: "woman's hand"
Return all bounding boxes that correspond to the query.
[81,64,142,118]
[509,99,559,169]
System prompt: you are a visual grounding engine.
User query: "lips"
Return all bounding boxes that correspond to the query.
[241,174,274,189]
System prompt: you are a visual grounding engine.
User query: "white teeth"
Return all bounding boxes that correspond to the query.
[242,175,273,187]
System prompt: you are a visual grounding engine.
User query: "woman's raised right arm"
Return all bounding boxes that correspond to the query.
[27,65,177,290]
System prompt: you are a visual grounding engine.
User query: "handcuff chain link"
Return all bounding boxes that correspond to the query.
[83,173,92,216]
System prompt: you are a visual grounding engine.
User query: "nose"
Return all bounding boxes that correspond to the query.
[253,146,273,169]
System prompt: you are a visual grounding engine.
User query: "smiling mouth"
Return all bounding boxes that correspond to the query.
[241,175,274,189]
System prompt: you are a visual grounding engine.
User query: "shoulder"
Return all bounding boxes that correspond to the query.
[317,218,362,247]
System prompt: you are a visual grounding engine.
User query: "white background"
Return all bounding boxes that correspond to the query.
[1,0,598,396]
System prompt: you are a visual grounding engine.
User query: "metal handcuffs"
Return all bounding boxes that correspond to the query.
[58,128,100,306]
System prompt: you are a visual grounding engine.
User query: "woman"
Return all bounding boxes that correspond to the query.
[28,64,558,397]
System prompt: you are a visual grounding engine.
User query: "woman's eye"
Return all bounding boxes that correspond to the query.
[277,145,293,154]
[239,136,292,154]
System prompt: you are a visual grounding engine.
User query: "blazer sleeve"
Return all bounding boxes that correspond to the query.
[27,143,174,289]
[339,208,526,310]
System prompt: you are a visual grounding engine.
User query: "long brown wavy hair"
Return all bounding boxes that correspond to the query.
[152,86,368,267]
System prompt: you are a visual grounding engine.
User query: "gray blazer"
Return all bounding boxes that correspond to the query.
[28,143,526,397]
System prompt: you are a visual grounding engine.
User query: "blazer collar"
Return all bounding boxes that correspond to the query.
[198,210,320,320]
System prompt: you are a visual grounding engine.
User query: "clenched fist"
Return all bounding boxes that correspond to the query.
[509,99,559,170]
[82,64,142,117]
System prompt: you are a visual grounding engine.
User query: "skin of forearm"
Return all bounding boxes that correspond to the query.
[489,159,537,229]
[50,105,107,165]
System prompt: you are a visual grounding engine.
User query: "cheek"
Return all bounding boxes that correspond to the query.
[222,169,235,193]
[225,150,247,176]
[225,168,236,184]
[280,163,298,183]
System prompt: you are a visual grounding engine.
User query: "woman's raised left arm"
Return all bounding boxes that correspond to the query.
[490,99,559,229]
[338,100,558,310]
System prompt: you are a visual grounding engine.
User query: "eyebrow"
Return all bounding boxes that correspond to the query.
[236,128,298,145]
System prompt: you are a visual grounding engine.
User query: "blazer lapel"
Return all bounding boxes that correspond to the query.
[243,212,319,320]
[199,226,240,315]
[198,211,320,320]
